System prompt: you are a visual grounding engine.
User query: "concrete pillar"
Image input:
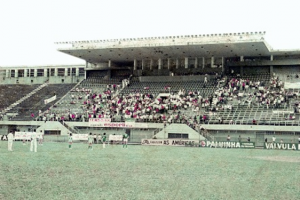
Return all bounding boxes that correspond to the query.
[167,58,171,69]
[211,57,214,68]
[184,57,189,69]
[34,69,37,77]
[134,59,137,70]
[6,69,10,78]
[195,57,198,68]
[158,58,162,70]
[270,55,273,61]
[176,59,179,69]
[221,57,224,72]
[54,68,58,76]
[15,69,18,78]
[64,68,68,76]
[44,68,47,77]
[240,56,244,62]
[76,68,79,77]
[24,69,27,77]
[141,59,145,70]
[150,59,153,70]
[202,57,205,69]
[108,60,112,68]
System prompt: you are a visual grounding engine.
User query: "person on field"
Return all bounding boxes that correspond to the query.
[272,135,276,143]
[38,130,44,145]
[30,129,38,152]
[102,133,107,148]
[68,133,73,149]
[7,131,14,151]
[227,135,230,141]
[123,132,129,148]
[88,132,93,150]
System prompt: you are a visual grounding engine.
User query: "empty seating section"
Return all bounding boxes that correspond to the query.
[10,84,76,121]
[121,80,216,97]
[172,67,222,76]
[273,66,300,83]
[0,84,40,110]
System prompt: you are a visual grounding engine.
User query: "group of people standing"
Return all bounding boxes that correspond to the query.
[6,130,42,152]
[68,132,129,150]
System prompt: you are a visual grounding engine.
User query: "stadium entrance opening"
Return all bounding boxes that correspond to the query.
[168,133,189,139]
[44,130,61,135]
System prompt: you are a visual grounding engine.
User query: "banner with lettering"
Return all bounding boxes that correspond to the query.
[14,132,42,140]
[89,118,148,128]
[200,141,255,148]
[141,139,198,146]
[109,135,123,141]
[264,142,299,150]
[72,134,88,141]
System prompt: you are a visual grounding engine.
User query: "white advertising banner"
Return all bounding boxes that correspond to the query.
[14,132,42,140]
[109,135,123,141]
[44,95,57,104]
[141,139,198,146]
[89,119,149,128]
[72,134,89,141]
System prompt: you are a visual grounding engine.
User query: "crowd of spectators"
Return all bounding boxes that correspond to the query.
[32,72,300,132]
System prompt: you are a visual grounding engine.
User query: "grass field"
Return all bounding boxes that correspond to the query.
[0,141,299,200]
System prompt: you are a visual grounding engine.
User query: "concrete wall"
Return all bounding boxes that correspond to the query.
[155,124,205,140]
[0,125,9,136]
[227,59,300,67]
[1,76,84,85]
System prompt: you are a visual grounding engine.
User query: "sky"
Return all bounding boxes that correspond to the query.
[0,0,300,66]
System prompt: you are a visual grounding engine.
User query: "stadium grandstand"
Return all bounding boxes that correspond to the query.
[1,31,300,148]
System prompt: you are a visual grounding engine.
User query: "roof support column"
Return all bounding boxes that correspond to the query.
[167,58,171,70]
[240,56,244,62]
[185,57,189,69]
[195,57,198,68]
[141,59,145,70]
[133,59,137,70]
[24,69,27,77]
[64,68,68,76]
[108,60,111,68]
[176,59,179,69]
[6,69,9,78]
[158,58,162,70]
[202,57,205,69]
[34,69,38,77]
[76,68,79,77]
[54,68,58,77]
[221,57,224,73]
[15,69,18,78]
[150,59,153,70]
[270,55,273,61]
[211,57,214,68]
[44,68,47,77]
